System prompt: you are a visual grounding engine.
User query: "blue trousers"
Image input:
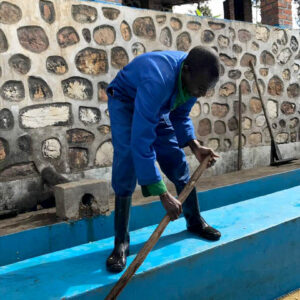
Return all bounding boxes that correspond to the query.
[108,96,190,197]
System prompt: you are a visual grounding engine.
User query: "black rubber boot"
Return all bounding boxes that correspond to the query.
[176,185,221,241]
[106,195,131,273]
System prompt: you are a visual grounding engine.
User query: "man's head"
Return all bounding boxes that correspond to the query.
[182,46,220,98]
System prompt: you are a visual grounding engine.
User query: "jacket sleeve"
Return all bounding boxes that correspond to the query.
[169,97,197,148]
[131,80,167,193]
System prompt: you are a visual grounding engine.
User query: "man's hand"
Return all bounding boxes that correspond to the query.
[160,191,182,221]
[188,139,219,168]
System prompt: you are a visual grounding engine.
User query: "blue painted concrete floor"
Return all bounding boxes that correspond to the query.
[0,184,299,300]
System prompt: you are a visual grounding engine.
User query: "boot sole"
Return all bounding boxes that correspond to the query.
[106,264,126,273]
[187,228,221,241]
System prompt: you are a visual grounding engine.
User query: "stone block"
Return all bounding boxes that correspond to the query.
[187,21,201,31]
[98,125,110,135]
[277,48,292,64]
[102,7,120,20]
[1,80,25,101]
[159,27,172,47]
[79,106,100,125]
[228,70,241,79]
[256,26,269,42]
[71,4,97,23]
[219,53,237,67]
[0,29,8,53]
[198,118,211,136]
[75,47,108,75]
[67,129,94,144]
[93,26,115,46]
[62,77,93,100]
[219,82,236,97]
[290,36,298,52]
[212,103,229,117]
[0,108,14,130]
[95,141,113,167]
[170,17,182,31]
[132,42,145,57]
[218,35,229,48]
[156,15,166,25]
[0,2,22,24]
[46,56,68,75]
[233,44,242,53]
[40,0,55,24]
[82,28,91,43]
[0,138,8,161]
[68,148,88,170]
[240,53,256,67]
[54,179,110,220]
[133,17,156,40]
[208,21,225,30]
[260,51,275,65]
[57,26,79,48]
[9,54,31,74]
[28,76,53,101]
[111,47,128,69]
[120,21,131,41]
[202,30,214,43]
[19,103,71,129]
[238,29,251,42]
[17,26,49,53]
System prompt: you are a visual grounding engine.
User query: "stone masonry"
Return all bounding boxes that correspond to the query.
[0,0,299,211]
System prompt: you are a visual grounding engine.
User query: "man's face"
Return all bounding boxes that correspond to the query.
[183,67,218,98]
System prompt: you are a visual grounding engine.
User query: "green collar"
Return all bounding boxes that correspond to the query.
[171,62,192,111]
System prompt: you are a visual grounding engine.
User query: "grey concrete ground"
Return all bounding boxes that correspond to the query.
[1,158,300,236]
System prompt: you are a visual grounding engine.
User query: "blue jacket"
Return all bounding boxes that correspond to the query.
[108,51,197,187]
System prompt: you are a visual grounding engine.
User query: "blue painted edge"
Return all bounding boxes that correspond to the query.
[1,168,299,267]
[71,218,300,300]
[1,186,300,300]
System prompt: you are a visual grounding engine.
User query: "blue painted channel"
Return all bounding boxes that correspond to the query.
[0,168,299,267]
[1,184,299,299]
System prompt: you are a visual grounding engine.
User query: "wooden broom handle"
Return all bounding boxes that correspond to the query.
[105,155,211,300]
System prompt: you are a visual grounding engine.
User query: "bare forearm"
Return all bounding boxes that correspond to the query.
[187,139,219,167]
[188,139,201,153]
[160,191,182,221]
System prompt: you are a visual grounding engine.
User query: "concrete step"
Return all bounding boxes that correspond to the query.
[1,185,299,300]
[1,168,300,267]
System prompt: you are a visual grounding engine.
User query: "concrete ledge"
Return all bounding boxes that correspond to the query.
[1,185,299,299]
[54,179,110,220]
[1,168,300,267]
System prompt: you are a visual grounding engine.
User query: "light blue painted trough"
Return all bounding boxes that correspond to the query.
[0,169,299,299]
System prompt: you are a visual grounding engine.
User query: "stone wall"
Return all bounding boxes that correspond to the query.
[0,0,299,207]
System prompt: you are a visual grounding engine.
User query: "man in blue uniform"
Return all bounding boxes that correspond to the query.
[106,46,221,273]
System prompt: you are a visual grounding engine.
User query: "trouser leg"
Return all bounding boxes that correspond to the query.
[154,117,221,240]
[106,96,136,272]
[106,194,131,273]
[175,184,202,227]
[153,117,201,227]
[108,95,137,197]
